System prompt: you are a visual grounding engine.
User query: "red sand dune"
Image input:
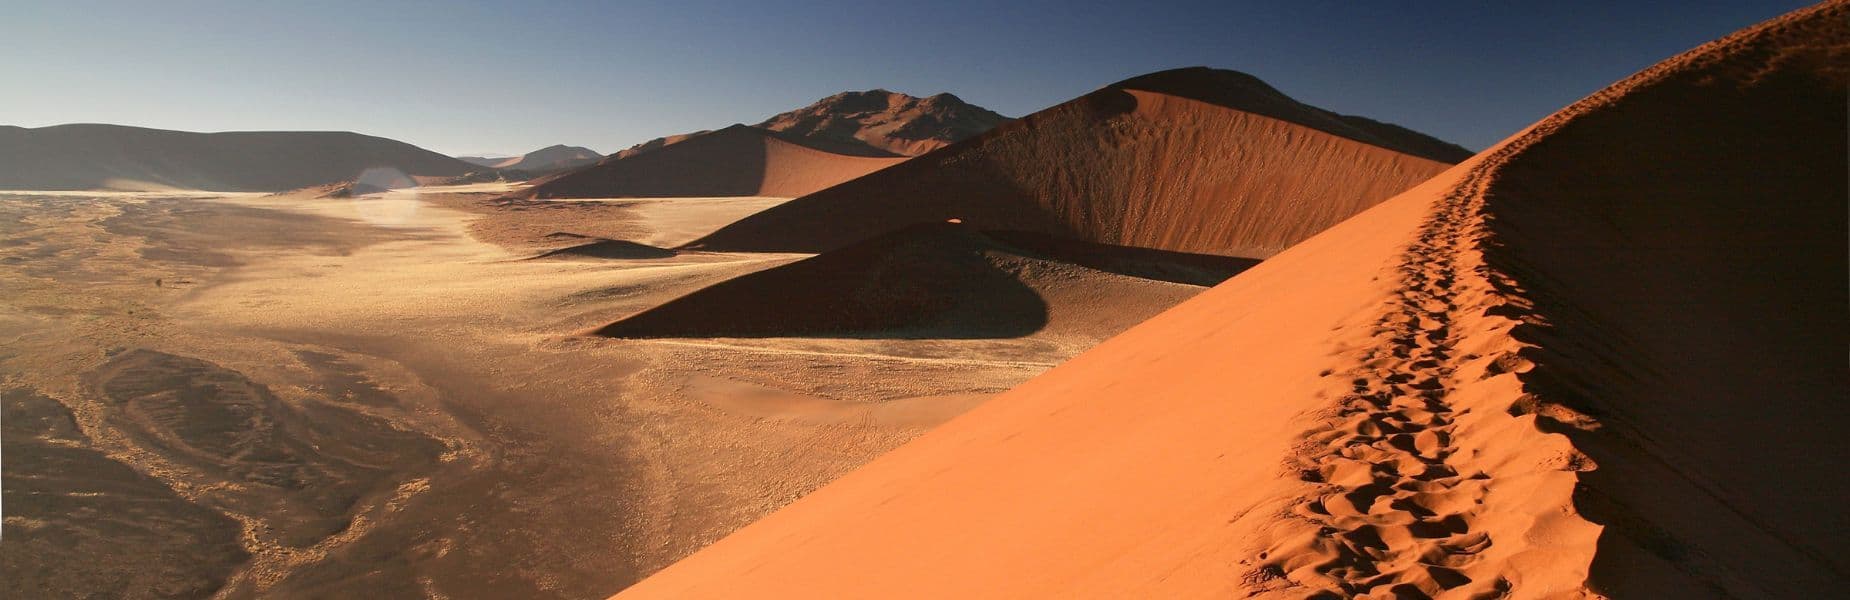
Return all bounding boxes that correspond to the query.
[615,3,1847,598]
[594,222,1255,340]
[513,125,904,199]
[687,68,1468,258]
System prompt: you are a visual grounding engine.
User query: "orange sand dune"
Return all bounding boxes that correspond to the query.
[615,3,1847,598]
[514,125,904,199]
[688,68,1466,257]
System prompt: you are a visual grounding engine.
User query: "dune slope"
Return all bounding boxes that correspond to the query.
[689,68,1463,257]
[514,125,904,199]
[614,4,1847,598]
[0,124,476,191]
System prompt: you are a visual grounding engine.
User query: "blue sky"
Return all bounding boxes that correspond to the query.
[0,1,1811,155]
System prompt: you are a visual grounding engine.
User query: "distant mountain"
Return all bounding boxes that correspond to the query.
[757,89,1011,157]
[456,144,601,173]
[0,124,476,192]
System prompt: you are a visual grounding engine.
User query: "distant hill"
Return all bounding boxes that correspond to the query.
[456,154,515,167]
[0,124,478,192]
[456,144,600,173]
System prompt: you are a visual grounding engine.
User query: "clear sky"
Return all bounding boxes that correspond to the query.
[0,1,1812,156]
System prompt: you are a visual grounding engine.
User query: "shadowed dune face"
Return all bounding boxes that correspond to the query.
[0,124,476,192]
[1477,6,1849,594]
[610,5,1848,598]
[515,126,904,199]
[689,71,1460,257]
[597,223,1249,340]
[527,236,678,260]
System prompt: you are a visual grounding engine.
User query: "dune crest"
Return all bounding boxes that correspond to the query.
[612,3,1847,598]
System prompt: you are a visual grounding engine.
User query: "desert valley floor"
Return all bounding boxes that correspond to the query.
[0,185,1114,598]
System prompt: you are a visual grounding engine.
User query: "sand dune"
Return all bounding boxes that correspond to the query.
[605,131,708,161]
[459,144,600,173]
[613,3,1847,598]
[688,68,1465,257]
[513,125,905,199]
[0,124,477,191]
[596,222,1253,340]
[757,89,1010,156]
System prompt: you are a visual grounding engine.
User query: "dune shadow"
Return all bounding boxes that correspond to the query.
[527,237,678,260]
[596,224,1050,340]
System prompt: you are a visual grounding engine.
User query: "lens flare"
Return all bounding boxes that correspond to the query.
[348,167,420,226]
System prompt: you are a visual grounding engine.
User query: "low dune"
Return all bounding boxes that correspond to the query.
[688,68,1466,257]
[513,125,905,199]
[460,144,600,173]
[527,235,678,260]
[613,3,1847,598]
[0,124,477,191]
[596,222,1252,340]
